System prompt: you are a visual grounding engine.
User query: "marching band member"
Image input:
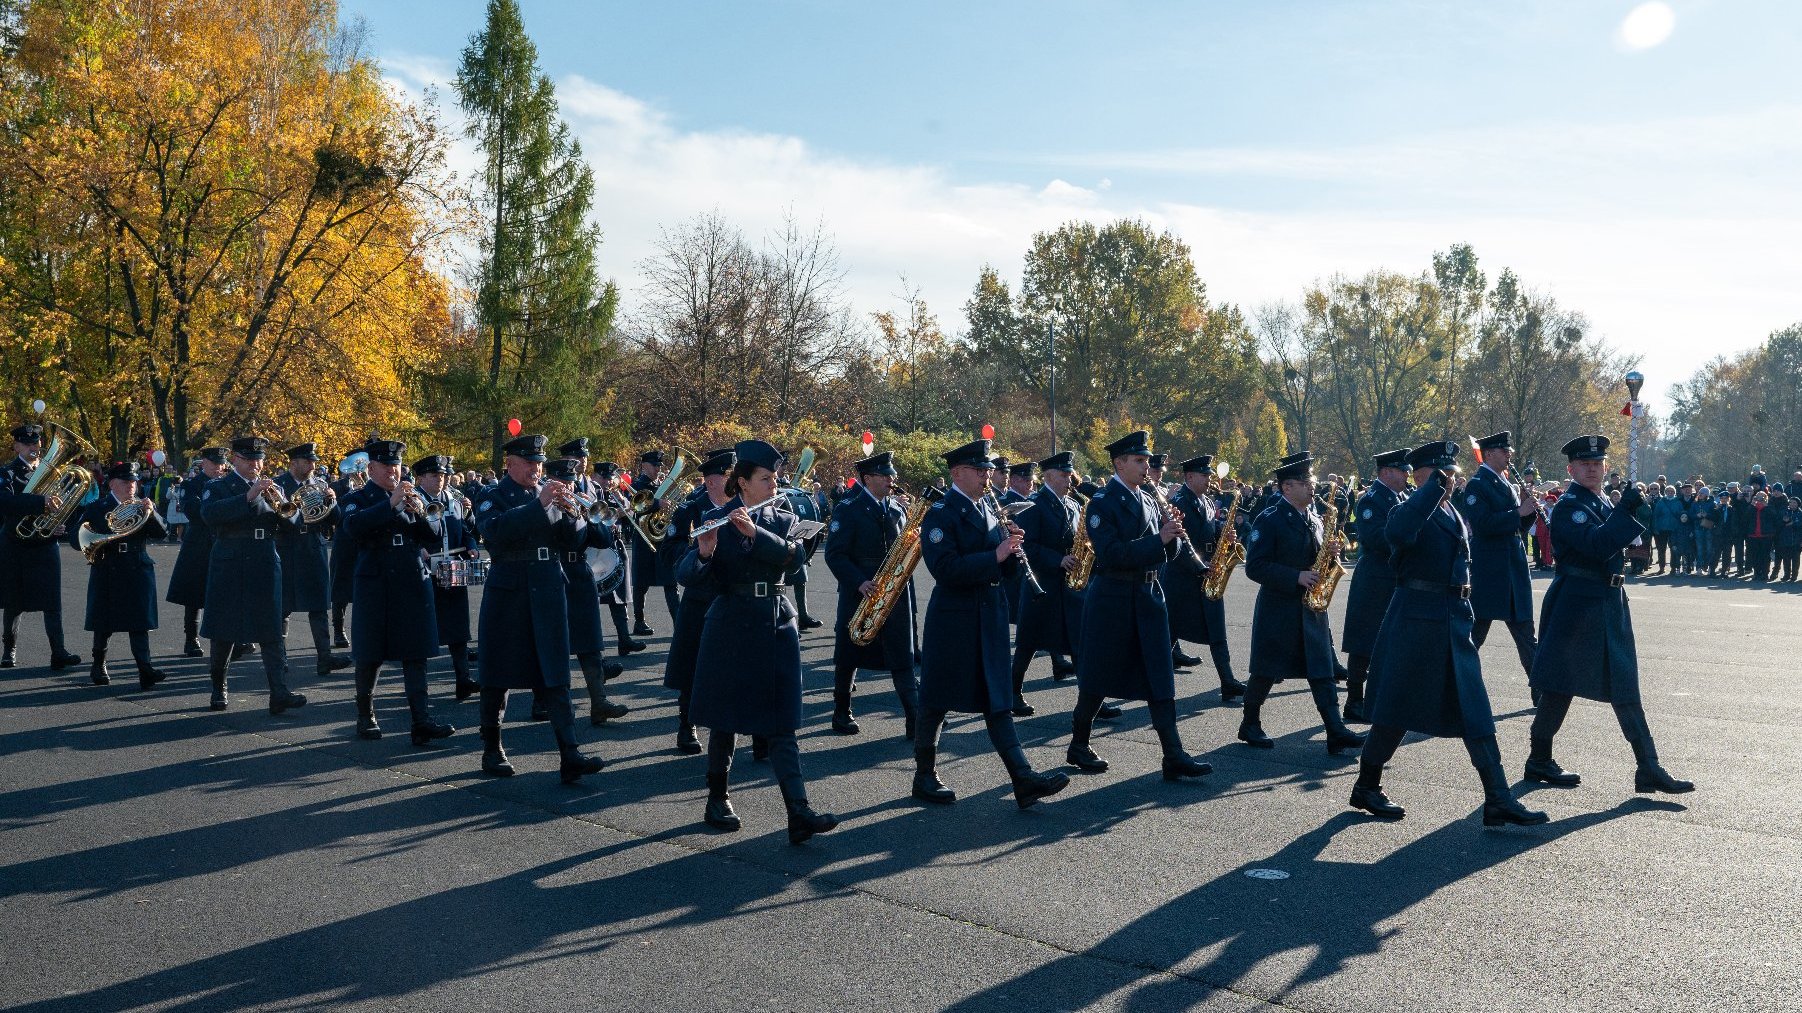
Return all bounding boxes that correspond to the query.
[822,450,920,737]
[1339,448,1410,722]
[69,460,168,689]
[328,448,364,649]
[199,436,305,715]
[911,439,1069,808]
[681,439,838,842]
[340,441,452,747]
[275,443,350,680]
[1163,454,1247,704]
[1351,442,1546,826]
[996,458,1032,627]
[628,450,664,637]
[778,462,826,631]
[1526,435,1693,795]
[473,434,604,782]
[1458,432,1540,685]
[1007,451,1084,714]
[0,421,81,671]
[545,452,629,726]
[1239,451,1364,754]
[593,460,647,657]
[416,454,480,701]
[165,446,227,658]
[662,447,734,754]
[1066,432,1212,780]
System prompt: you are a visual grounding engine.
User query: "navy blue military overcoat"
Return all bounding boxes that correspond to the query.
[1245,498,1338,683]
[681,495,804,736]
[918,488,1019,715]
[274,472,336,614]
[1163,483,1227,647]
[199,471,287,643]
[72,493,165,634]
[662,491,725,693]
[824,484,915,671]
[431,502,479,646]
[1013,484,1084,659]
[1076,476,1181,701]
[0,457,62,613]
[340,482,441,663]
[1456,465,1536,623]
[1340,481,1404,658]
[476,476,575,690]
[1530,484,1645,704]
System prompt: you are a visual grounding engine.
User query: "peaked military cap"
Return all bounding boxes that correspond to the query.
[285,442,320,461]
[1276,451,1311,468]
[855,451,898,477]
[102,460,139,482]
[639,449,665,467]
[197,446,229,464]
[544,457,580,481]
[1076,480,1100,498]
[502,434,548,461]
[1373,447,1411,470]
[228,435,268,460]
[733,439,784,473]
[1407,441,1458,470]
[1475,431,1513,451]
[12,423,44,444]
[942,439,996,470]
[1561,435,1609,461]
[362,438,405,466]
[1180,454,1214,474]
[1147,453,1168,469]
[1105,430,1152,459]
[558,437,590,458]
[1272,450,1315,482]
[593,460,621,478]
[700,448,737,476]
[1009,460,1038,478]
[1039,451,1076,473]
[411,454,451,476]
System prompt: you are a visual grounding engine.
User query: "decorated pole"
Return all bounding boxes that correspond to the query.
[1625,370,1644,484]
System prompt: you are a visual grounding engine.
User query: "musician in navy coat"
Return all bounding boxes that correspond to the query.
[473,434,604,784]
[69,460,168,689]
[1240,451,1365,755]
[779,468,826,630]
[1067,431,1212,780]
[165,447,227,657]
[1163,454,1246,703]
[339,440,450,747]
[823,450,921,737]
[1350,442,1547,826]
[1526,435,1693,795]
[416,455,480,701]
[200,436,306,715]
[1456,431,1540,681]
[911,439,1068,809]
[546,454,628,726]
[590,460,646,656]
[680,439,838,843]
[275,443,349,679]
[1008,451,1084,715]
[0,421,80,671]
[1339,448,1409,722]
[327,450,366,649]
[662,448,735,755]
[996,460,1035,626]
[628,450,664,636]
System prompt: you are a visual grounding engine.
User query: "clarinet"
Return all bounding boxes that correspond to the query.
[985,492,1046,598]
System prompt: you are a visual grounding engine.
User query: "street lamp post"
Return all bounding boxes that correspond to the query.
[1046,321,1057,454]
[1625,370,1645,484]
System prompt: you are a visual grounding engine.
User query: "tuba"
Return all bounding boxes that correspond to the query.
[1203,463,1243,601]
[14,421,97,541]
[1302,482,1347,612]
[848,485,943,646]
[1066,490,1095,591]
[77,498,152,563]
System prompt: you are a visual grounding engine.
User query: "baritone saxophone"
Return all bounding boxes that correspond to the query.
[847,485,944,646]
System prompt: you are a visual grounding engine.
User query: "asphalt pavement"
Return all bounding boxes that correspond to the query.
[2,541,1798,1012]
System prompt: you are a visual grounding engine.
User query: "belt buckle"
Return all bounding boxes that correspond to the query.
[566,551,581,563]
[1609,574,1625,588]
[536,546,550,561]
[119,543,131,553]
[391,533,405,547]
[1457,585,1471,600]
[253,528,265,541]
[298,524,308,534]
[753,581,769,597]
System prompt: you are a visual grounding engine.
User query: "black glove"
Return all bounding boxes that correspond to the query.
[1618,486,1644,513]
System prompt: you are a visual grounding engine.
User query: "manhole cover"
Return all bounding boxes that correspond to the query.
[1245,868,1289,881]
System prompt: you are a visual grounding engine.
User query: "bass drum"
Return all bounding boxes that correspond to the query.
[588,546,625,597]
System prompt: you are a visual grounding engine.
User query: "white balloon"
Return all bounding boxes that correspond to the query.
[31,399,45,414]
[151,450,167,466]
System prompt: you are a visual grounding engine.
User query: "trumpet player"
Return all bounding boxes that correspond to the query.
[591,460,647,657]
[1240,452,1363,755]
[1458,432,1540,686]
[544,453,629,727]
[276,443,350,681]
[662,447,735,753]
[1339,448,1411,723]
[822,451,920,738]
[1066,432,1212,781]
[1164,454,1246,704]
[628,450,665,637]
[327,450,366,650]
[1007,452,1084,715]
[199,436,306,715]
[165,446,227,658]
[415,455,480,702]
[0,421,80,671]
[69,460,167,689]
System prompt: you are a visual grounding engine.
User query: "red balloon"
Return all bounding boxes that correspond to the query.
[619,474,632,488]
[845,475,857,489]
[981,424,995,440]
[861,430,873,444]
[506,418,522,437]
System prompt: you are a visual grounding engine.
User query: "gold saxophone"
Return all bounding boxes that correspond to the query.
[1202,486,1244,601]
[848,485,943,646]
[1066,490,1094,591]
[1302,482,1346,612]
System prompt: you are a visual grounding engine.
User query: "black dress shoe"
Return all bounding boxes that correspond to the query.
[559,750,605,784]
[785,800,838,844]
[590,700,628,724]
[137,666,168,691]
[1524,758,1581,787]
[1051,659,1075,681]
[1171,646,1200,668]
[705,794,741,831]
[1011,703,1036,717]
[90,660,111,685]
[455,679,479,702]
[1483,797,1550,826]
[1095,702,1123,720]
[798,616,824,630]
[183,639,204,658]
[1350,784,1405,820]
[1237,721,1274,749]
[675,724,702,755]
[1342,698,1367,724]
[50,651,81,671]
[1065,745,1109,773]
[1324,727,1366,756]
[1634,766,1695,794]
[1011,769,1070,809]
[1219,677,1246,703]
[411,720,455,747]
[632,620,655,637]
[1161,754,1213,780]
[831,712,860,735]
[912,771,957,804]
[529,703,549,722]
[602,660,624,681]
[320,654,352,674]
[269,692,307,715]
[619,638,648,656]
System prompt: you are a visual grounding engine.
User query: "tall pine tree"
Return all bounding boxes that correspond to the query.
[452,0,615,464]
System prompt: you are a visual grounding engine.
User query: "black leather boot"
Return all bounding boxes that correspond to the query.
[751,736,769,762]
[90,647,111,686]
[1312,682,1365,755]
[1172,643,1200,668]
[356,694,382,740]
[411,718,454,748]
[209,668,229,711]
[1619,706,1694,794]
[1350,783,1406,820]
[704,772,740,831]
[632,618,655,637]
[1238,678,1274,748]
[135,659,168,691]
[784,795,838,844]
[268,688,307,716]
[0,635,15,668]
[675,714,702,755]
[1009,767,1070,809]
[1050,656,1075,681]
[50,648,81,671]
[317,653,351,676]
[183,637,204,658]
[831,691,860,735]
[453,655,479,702]
[1095,701,1123,720]
[480,725,514,777]
[911,747,957,803]
[1523,736,1582,786]
[1219,673,1246,704]
[557,732,605,784]
[618,637,647,656]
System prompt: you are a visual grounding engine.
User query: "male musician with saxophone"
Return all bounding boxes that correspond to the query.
[628,450,665,636]
[69,460,168,689]
[662,447,735,754]
[592,460,648,657]
[1458,432,1539,687]
[911,438,1069,808]
[545,453,629,726]
[471,433,605,782]
[165,446,227,658]
[275,443,350,681]
[1339,448,1411,723]
[415,454,481,701]
[1163,454,1247,704]
[997,459,1036,628]
[1007,451,1084,715]
[1350,441,1547,826]
[337,440,453,746]
[1066,431,1212,780]
[1239,451,1365,754]
[0,422,82,671]
[199,436,306,715]
[823,450,920,737]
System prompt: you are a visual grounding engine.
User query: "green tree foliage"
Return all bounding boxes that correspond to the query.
[1666,323,1802,481]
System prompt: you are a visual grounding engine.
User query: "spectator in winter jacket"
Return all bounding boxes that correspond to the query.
[1650,486,1684,574]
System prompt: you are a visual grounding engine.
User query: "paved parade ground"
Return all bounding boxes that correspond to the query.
[3,542,1799,1012]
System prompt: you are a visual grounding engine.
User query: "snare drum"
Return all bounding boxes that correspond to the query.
[433,556,474,588]
[466,556,490,586]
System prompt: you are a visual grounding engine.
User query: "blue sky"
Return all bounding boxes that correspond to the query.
[347,0,1802,410]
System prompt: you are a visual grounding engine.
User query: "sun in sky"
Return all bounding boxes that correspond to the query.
[1619,1,1677,50]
